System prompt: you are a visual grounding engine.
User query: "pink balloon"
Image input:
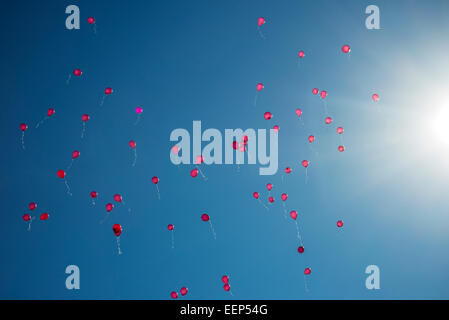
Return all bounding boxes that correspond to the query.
[152,176,159,184]
[201,213,210,222]
[302,160,309,168]
[113,194,122,202]
[281,193,288,201]
[222,275,229,284]
[180,287,188,296]
[90,191,98,198]
[256,83,264,92]
[312,88,319,95]
[135,107,143,114]
[266,183,273,191]
[257,17,265,27]
[290,210,297,220]
[304,267,311,275]
[73,68,82,76]
[308,135,315,143]
[129,140,136,148]
[253,192,259,199]
[105,87,113,95]
[337,220,343,228]
[337,127,344,134]
[296,108,302,117]
[72,150,80,159]
[172,145,179,154]
[285,167,291,174]
[196,155,204,165]
[87,17,95,24]
[268,196,274,203]
[20,123,28,131]
[372,93,379,102]
[298,50,305,58]
[298,246,304,253]
[168,224,174,231]
[264,112,272,120]
[273,125,279,133]
[325,117,333,125]
[338,145,345,152]
[190,168,198,178]
[23,214,31,222]
[320,90,327,99]
[171,291,178,299]
[47,108,55,116]
[342,45,351,53]
[106,203,114,212]
[82,114,90,122]
[29,202,37,211]
[224,284,231,291]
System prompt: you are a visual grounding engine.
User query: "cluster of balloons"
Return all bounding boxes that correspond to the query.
[22,202,50,231]
[170,287,188,299]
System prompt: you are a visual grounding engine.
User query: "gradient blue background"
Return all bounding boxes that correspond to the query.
[1,0,449,299]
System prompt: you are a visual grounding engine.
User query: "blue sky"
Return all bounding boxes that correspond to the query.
[1,0,449,299]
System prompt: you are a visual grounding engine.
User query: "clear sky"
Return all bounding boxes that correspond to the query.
[1,0,449,299]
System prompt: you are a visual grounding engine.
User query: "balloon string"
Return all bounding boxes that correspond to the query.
[257,26,265,39]
[305,168,308,185]
[196,166,208,181]
[155,184,161,200]
[100,95,106,106]
[171,231,174,249]
[134,114,141,126]
[132,148,137,167]
[66,74,71,85]
[81,122,86,139]
[258,198,269,211]
[67,159,74,170]
[21,132,25,150]
[35,116,49,129]
[323,100,328,115]
[117,237,122,255]
[93,23,97,35]
[27,217,35,231]
[304,274,310,293]
[295,221,303,246]
[254,94,258,106]
[91,199,96,206]
[100,213,110,225]
[282,202,287,220]
[122,200,132,213]
[209,220,217,240]
[64,179,73,196]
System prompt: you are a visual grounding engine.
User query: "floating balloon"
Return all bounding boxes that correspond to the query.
[19,123,28,149]
[298,50,305,58]
[171,291,178,299]
[151,176,161,199]
[266,183,273,192]
[253,191,268,210]
[268,196,274,203]
[281,193,288,201]
[195,155,208,180]
[100,87,113,106]
[285,167,291,174]
[337,127,344,134]
[290,210,297,220]
[257,17,266,39]
[201,214,216,240]
[273,125,279,133]
[87,17,97,34]
[113,194,122,202]
[296,108,302,117]
[57,169,72,196]
[67,68,82,84]
[172,145,179,155]
[308,135,315,143]
[290,210,302,241]
[264,112,272,120]
[341,44,351,53]
[320,90,327,99]
[190,168,199,178]
[304,268,311,275]
[372,93,379,102]
[29,202,37,211]
[232,141,239,150]
[81,114,90,138]
[112,224,122,255]
[337,220,343,228]
[134,107,143,125]
[338,145,345,152]
[106,203,114,212]
[297,246,304,253]
[40,212,49,220]
[222,275,229,284]
[36,108,56,128]
[67,150,80,170]
[180,287,188,296]
[23,214,34,231]
[224,284,231,292]
[281,193,288,219]
[325,117,333,125]
[168,224,175,248]
[255,83,264,105]
[302,160,309,184]
[312,88,319,95]
[90,191,98,205]
[129,140,137,167]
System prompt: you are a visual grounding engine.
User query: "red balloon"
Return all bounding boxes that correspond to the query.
[113,194,122,202]
[285,167,291,174]
[168,224,174,231]
[312,88,319,95]
[201,214,210,222]
[170,291,178,299]
[268,196,274,203]
[257,17,265,27]
[256,83,264,92]
[264,112,272,120]
[196,155,204,164]
[180,287,188,296]
[20,123,28,131]
[308,135,315,143]
[23,214,31,221]
[29,202,37,211]
[325,117,333,125]
[152,176,159,184]
[297,246,304,253]
[222,275,229,284]
[73,68,82,76]
[273,125,279,132]
[105,87,113,95]
[302,160,309,168]
[298,50,305,58]
[342,44,351,53]
[72,150,80,159]
[337,220,343,228]
[290,210,297,220]
[57,169,66,179]
[232,141,239,150]
[253,192,259,199]
[129,140,136,148]
[304,267,311,275]
[337,127,344,134]
[87,17,95,24]
[320,90,327,99]
[191,168,198,178]
[47,108,55,116]
[296,108,302,117]
[281,193,288,201]
[106,203,114,212]
[90,191,98,198]
[82,114,90,122]
[266,183,273,191]
[224,284,231,291]
[372,93,379,102]
[338,145,345,152]
[112,224,122,236]
[40,212,49,220]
